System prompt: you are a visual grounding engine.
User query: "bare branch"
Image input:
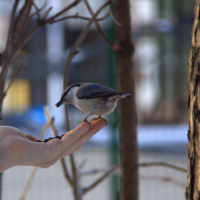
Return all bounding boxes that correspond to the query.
[84,0,113,47]
[2,64,23,100]
[19,167,38,200]
[45,0,82,24]
[82,162,187,176]
[42,6,53,21]
[49,11,111,24]
[29,0,47,20]
[31,2,41,20]
[12,0,33,48]
[140,175,186,188]
[81,165,120,176]
[139,162,187,173]
[43,106,73,187]
[83,165,119,194]
[78,159,87,170]
[4,0,20,56]
[70,154,83,199]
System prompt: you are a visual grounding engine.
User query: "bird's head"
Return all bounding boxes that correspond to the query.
[55,83,81,107]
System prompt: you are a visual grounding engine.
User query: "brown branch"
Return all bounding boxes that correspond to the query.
[70,154,83,199]
[140,175,186,188]
[49,11,111,24]
[84,0,113,47]
[82,162,187,176]
[19,167,38,200]
[0,0,82,85]
[2,64,23,100]
[63,0,112,89]
[44,0,82,24]
[83,165,119,194]
[4,0,20,56]
[43,106,73,187]
[12,0,33,48]
[42,6,53,21]
[31,2,41,20]
[139,162,187,173]
[29,0,48,20]
[81,166,120,176]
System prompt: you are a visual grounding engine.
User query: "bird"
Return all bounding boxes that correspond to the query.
[55,83,133,123]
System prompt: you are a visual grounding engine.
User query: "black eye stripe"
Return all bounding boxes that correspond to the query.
[62,83,82,97]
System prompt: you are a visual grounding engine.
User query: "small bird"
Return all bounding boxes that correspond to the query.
[55,83,133,123]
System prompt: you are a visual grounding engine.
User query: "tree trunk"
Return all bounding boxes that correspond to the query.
[113,0,139,200]
[185,0,200,199]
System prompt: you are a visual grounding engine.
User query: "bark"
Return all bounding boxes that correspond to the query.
[113,0,139,200]
[185,0,200,199]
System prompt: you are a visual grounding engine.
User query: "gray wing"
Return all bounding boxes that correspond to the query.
[76,83,124,99]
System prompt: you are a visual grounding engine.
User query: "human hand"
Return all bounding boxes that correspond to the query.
[0,119,106,172]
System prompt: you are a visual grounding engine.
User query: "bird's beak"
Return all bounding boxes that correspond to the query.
[55,100,64,107]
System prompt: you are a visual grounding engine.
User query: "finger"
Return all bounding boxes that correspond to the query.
[78,119,106,145]
[61,121,91,144]
[60,119,106,157]
[25,134,37,142]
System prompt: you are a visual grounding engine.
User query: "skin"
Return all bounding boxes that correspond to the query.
[0,119,106,172]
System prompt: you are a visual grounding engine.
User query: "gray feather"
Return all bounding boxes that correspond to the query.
[76,83,131,99]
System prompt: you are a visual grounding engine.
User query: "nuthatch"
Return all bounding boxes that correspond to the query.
[55,83,133,123]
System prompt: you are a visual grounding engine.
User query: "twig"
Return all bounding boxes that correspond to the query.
[29,0,48,19]
[43,106,73,187]
[2,64,23,100]
[4,0,20,56]
[19,167,38,200]
[70,154,83,200]
[19,122,49,200]
[31,2,41,20]
[84,0,113,47]
[42,6,53,21]
[45,0,81,24]
[81,162,187,176]
[78,159,87,170]
[83,165,119,194]
[49,12,111,24]
[139,162,187,173]
[140,175,186,188]
[81,165,120,176]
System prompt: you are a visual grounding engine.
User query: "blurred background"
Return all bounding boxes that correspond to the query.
[0,0,194,199]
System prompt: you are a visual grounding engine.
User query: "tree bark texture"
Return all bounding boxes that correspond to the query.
[186,0,200,199]
[113,0,139,200]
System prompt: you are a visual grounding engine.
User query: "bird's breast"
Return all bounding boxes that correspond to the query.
[73,97,117,115]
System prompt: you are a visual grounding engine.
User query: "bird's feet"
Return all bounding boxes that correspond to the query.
[91,116,107,125]
[82,118,92,129]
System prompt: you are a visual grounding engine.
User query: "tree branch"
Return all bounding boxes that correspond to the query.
[44,0,82,24]
[84,0,113,47]
[139,162,187,173]
[81,162,187,176]
[4,0,20,56]
[43,106,73,187]
[140,175,186,188]
[83,165,119,194]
